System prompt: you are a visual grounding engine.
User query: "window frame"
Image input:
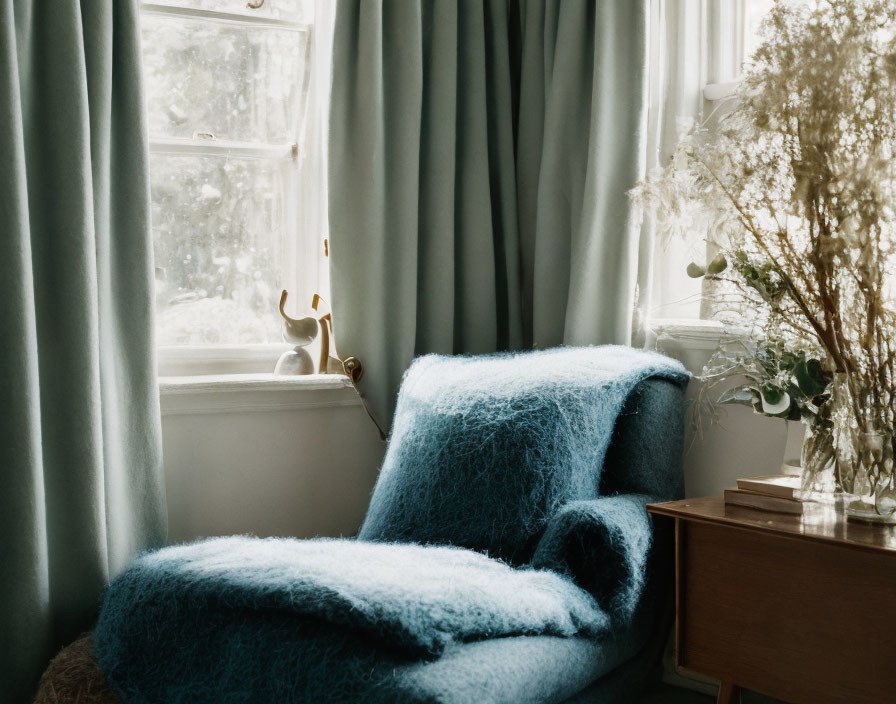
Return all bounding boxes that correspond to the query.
[140,2,327,377]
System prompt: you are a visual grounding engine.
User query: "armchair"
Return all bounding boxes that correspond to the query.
[91,346,688,703]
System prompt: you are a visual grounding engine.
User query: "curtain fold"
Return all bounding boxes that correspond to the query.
[329,0,648,426]
[0,1,165,699]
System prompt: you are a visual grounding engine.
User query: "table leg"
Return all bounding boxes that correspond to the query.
[717,681,740,704]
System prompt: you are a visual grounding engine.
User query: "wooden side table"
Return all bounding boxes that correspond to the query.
[647,496,896,704]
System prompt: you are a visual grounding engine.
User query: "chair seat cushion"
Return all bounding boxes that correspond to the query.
[359,346,688,564]
[48,628,654,704]
[389,631,643,704]
[94,536,610,703]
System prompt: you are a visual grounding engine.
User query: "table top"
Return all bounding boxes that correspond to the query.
[647,496,896,555]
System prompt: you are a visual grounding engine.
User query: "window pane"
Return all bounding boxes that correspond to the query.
[147,0,310,23]
[743,0,777,63]
[151,153,286,345]
[141,14,309,143]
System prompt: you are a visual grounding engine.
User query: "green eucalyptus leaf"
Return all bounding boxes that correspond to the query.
[761,386,784,404]
[760,386,791,415]
[756,348,778,375]
[686,262,706,278]
[718,386,757,406]
[707,252,728,274]
[794,358,829,397]
[812,392,831,406]
[779,351,800,370]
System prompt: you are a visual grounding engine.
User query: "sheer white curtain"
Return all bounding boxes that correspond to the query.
[636,0,745,332]
[303,0,335,303]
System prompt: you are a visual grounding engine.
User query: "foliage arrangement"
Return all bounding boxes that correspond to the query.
[635,0,896,442]
[701,339,831,423]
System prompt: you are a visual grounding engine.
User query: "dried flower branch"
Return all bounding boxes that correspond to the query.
[634,0,896,434]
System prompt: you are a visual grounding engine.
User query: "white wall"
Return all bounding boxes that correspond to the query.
[655,327,792,497]
[680,395,788,496]
[161,375,386,543]
[160,337,791,543]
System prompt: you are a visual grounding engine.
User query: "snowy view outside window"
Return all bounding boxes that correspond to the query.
[141,1,313,345]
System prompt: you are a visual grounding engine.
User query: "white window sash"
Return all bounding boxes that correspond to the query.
[142,1,328,376]
[141,3,308,31]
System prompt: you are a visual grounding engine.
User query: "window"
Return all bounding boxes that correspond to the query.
[140,1,330,371]
[645,0,801,328]
[743,0,777,64]
[645,0,744,324]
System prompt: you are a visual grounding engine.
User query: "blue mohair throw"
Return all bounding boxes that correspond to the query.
[360,346,689,564]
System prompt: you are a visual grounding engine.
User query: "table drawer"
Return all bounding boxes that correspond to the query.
[677,520,896,704]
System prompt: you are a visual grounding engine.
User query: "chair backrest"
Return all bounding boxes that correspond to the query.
[358,347,688,565]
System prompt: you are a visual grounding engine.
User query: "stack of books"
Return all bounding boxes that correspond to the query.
[724,474,803,515]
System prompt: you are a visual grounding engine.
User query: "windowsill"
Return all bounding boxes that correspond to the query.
[158,373,357,416]
[159,372,351,393]
[703,79,741,101]
[648,318,747,374]
[157,344,293,377]
[650,317,740,342]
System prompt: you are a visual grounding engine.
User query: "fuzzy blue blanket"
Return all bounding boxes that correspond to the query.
[95,537,608,702]
[96,536,607,657]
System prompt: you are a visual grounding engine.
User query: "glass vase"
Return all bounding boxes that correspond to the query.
[838,430,896,523]
[798,422,837,501]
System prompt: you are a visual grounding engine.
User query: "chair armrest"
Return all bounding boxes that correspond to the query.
[599,378,687,501]
[530,494,653,621]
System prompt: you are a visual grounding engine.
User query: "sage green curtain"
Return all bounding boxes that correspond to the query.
[329,0,648,426]
[0,1,165,699]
